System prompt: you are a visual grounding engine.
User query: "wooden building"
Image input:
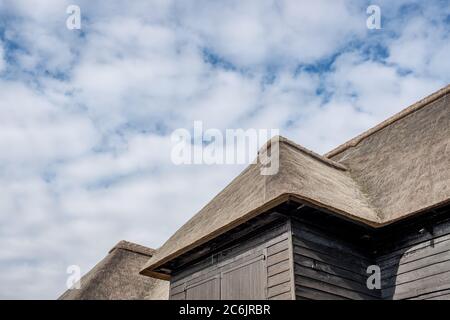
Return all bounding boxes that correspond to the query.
[61,84,450,300]
[140,85,450,300]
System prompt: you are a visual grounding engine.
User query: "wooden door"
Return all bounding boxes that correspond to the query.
[185,276,221,300]
[221,255,267,300]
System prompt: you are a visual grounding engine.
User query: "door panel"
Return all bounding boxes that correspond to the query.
[221,256,266,300]
[186,276,220,300]
[171,291,186,300]
[169,239,282,300]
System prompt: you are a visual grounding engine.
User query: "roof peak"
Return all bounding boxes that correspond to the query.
[325,84,450,158]
[109,240,155,257]
[259,135,348,171]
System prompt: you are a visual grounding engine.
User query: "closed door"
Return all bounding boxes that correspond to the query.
[221,255,266,300]
[171,251,268,300]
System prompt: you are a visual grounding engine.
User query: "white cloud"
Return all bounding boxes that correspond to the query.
[0,81,98,170]
[387,17,450,79]
[0,43,5,72]
[177,0,365,67]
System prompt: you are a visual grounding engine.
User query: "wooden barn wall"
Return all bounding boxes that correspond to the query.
[376,206,450,300]
[291,217,381,300]
[291,204,450,300]
[167,204,450,300]
[169,218,295,300]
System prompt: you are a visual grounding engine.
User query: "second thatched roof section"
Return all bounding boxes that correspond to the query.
[60,240,169,300]
[141,84,450,280]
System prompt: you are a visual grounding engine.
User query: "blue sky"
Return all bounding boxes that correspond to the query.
[0,0,449,299]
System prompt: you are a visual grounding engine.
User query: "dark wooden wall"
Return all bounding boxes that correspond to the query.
[169,218,295,300]
[166,203,450,300]
[291,217,380,300]
[375,205,450,300]
[291,204,450,300]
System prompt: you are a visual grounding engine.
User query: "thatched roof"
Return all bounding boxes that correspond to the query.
[327,85,450,223]
[59,240,168,299]
[141,84,450,280]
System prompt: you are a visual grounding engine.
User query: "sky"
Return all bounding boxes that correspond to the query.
[0,0,449,299]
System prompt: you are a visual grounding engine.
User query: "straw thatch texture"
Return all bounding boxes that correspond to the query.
[330,86,450,222]
[266,138,380,223]
[59,241,168,300]
[141,137,380,278]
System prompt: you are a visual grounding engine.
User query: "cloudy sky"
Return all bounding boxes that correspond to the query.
[0,0,449,299]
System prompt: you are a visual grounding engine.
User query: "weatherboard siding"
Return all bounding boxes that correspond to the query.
[377,209,450,300]
[168,204,450,300]
[266,234,293,300]
[291,218,380,300]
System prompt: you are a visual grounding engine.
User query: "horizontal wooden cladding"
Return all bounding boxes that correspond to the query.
[292,222,372,266]
[268,270,290,288]
[295,276,377,300]
[427,294,450,300]
[376,210,450,257]
[292,219,380,300]
[379,230,450,300]
[267,239,289,256]
[266,237,293,300]
[379,233,450,270]
[296,284,348,300]
[267,291,292,300]
[169,204,450,300]
[409,289,450,300]
[377,219,450,263]
[292,241,369,277]
[294,262,378,300]
[381,250,450,286]
[267,259,290,277]
[384,269,450,300]
[267,249,289,267]
[267,281,291,298]
[294,253,368,287]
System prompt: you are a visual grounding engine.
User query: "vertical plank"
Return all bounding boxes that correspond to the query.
[287,218,296,300]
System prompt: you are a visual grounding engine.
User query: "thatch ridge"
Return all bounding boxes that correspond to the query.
[109,240,156,256]
[325,84,450,158]
[273,136,348,171]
